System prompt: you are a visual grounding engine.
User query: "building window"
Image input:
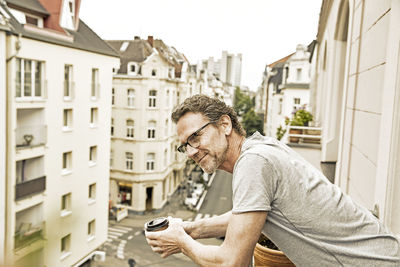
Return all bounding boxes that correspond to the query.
[126,119,134,138]
[165,119,168,136]
[151,69,157,76]
[61,234,71,259]
[110,150,114,168]
[166,90,169,107]
[147,120,156,139]
[177,92,180,105]
[63,109,73,130]
[89,146,97,164]
[278,98,283,115]
[148,90,157,107]
[130,65,135,72]
[62,152,72,173]
[91,68,99,99]
[296,68,302,81]
[89,183,96,201]
[127,89,135,107]
[64,65,73,99]
[88,220,95,240]
[126,152,133,171]
[164,149,168,167]
[146,153,155,171]
[111,118,114,136]
[61,193,71,217]
[90,108,98,127]
[293,98,301,111]
[112,88,115,105]
[16,58,43,98]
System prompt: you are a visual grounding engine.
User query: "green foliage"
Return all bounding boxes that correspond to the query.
[242,108,264,137]
[289,109,313,126]
[276,125,286,140]
[233,87,253,117]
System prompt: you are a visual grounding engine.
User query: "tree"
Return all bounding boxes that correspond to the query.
[233,87,252,117]
[242,108,264,136]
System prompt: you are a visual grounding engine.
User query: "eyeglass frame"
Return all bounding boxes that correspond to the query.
[177,121,215,153]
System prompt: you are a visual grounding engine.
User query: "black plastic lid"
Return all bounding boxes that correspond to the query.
[145,217,169,231]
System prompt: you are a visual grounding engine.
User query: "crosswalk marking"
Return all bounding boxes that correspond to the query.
[108,231,123,237]
[112,225,132,231]
[190,213,219,221]
[109,227,129,233]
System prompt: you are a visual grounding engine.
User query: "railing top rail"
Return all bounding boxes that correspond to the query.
[288,125,323,130]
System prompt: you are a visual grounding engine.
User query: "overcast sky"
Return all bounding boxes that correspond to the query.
[80,0,322,91]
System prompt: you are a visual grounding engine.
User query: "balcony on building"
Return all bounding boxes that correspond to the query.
[14,203,45,251]
[15,156,46,201]
[16,109,47,150]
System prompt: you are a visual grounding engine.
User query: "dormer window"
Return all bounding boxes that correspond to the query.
[151,69,157,77]
[61,0,75,30]
[127,62,138,75]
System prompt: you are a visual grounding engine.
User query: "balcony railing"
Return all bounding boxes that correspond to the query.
[14,221,45,249]
[15,125,47,148]
[15,176,46,200]
[286,126,322,145]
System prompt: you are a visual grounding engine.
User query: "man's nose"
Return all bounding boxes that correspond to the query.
[186,145,198,157]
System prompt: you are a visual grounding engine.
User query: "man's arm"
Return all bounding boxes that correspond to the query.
[183,211,232,239]
[146,211,267,267]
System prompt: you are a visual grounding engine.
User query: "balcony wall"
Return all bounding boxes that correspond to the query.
[15,204,45,250]
[15,176,46,200]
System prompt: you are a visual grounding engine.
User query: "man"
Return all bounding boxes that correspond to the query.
[145,95,400,266]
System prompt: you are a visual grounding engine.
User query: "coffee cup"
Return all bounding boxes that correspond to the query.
[145,217,169,232]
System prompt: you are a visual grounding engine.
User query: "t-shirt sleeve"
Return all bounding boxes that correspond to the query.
[232,153,277,214]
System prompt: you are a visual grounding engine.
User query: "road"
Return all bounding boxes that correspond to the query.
[93,169,233,267]
[196,169,233,219]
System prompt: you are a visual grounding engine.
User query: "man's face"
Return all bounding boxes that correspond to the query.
[177,112,228,174]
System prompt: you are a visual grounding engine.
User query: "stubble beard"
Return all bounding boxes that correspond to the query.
[199,142,229,174]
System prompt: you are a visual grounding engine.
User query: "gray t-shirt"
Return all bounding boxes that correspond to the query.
[232,132,400,266]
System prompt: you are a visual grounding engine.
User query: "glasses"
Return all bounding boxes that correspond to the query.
[177,122,214,153]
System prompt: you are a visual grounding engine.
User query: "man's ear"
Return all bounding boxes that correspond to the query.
[219,115,232,135]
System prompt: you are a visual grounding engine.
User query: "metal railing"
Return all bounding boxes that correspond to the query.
[15,125,47,148]
[15,176,46,200]
[14,221,45,249]
[286,125,322,145]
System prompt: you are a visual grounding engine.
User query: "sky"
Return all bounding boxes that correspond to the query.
[79,0,322,91]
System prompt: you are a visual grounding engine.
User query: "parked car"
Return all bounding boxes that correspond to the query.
[184,196,199,209]
[192,183,204,198]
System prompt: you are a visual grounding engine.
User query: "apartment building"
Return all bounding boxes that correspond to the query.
[0,6,10,265]
[311,0,400,234]
[2,0,119,266]
[262,44,312,138]
[107,36,187,213]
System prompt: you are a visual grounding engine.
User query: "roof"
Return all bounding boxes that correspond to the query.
[268,53,294,68]
[2,1,118,57]
[107,39,154,74]
[6,0,49,16]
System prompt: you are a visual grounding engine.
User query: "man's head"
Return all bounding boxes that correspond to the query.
[171,95,245,173]
[171,94,245,136]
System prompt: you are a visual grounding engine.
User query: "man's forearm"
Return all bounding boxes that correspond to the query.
[183,211,231,239]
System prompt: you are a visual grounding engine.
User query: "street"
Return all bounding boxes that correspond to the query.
[93,169,233,267]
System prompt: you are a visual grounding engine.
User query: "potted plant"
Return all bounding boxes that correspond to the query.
[254,233,295,267]
[288,109,314,143]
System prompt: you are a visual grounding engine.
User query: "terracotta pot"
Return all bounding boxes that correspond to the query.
[289,128,302,143]
[254,235,295,267]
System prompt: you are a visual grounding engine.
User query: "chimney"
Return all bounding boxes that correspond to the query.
[147,36,154,47]
[134,36,140,40]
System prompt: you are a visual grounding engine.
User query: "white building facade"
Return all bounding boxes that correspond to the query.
[107,37,187,213]
[263,45,312,139]
[311,0,400,234]
[2,1,119,266]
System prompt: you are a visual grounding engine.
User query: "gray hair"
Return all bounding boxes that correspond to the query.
[171,94,246,136]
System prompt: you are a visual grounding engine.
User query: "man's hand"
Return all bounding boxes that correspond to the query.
[145,217,187,258]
